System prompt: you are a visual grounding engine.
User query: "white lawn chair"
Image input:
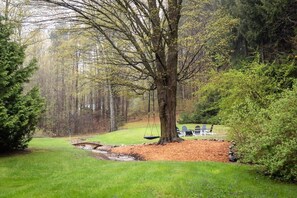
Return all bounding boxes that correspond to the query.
[201,124,214,135]
[193,125,201,136]
[201,124,209,135]
[177,126,185,137]
[182,126,194,136]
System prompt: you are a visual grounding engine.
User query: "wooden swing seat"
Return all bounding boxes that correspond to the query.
[144,135,160,140]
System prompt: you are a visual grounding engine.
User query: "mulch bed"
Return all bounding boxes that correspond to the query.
[111,140,230,162]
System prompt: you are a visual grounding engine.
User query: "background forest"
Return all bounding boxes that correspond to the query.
[1,0,296,181]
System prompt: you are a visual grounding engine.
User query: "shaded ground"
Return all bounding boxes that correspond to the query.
[0,149,32,157]
[112,140,230,162]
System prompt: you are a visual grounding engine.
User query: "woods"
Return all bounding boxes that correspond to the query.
[32,0,187,144]
[31,28,130,135]
[0,0,296,182]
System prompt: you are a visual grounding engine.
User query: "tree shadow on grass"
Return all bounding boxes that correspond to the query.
[0,149,32,158]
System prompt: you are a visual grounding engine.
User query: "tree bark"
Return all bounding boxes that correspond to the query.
[156,79,182,144]
[153,0,183,144]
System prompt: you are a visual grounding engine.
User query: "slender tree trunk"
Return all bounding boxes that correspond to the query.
[125,99,129,123]
[108,83,117,132]
[260,41,265,62]
[74,49,80,134]
[244,38,248,57]
[182,85,185,99]
[119,95,126,123]
[4,0,10,22]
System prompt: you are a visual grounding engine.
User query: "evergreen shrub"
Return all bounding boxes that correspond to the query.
[0,17,44,152]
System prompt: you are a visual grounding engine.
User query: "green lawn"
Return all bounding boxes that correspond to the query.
[0,123,296,197]
[87,122,230,145]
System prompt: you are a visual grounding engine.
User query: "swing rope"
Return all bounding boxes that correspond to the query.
[144,89,160,140]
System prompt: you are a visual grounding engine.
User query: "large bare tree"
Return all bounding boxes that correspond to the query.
[34,0,204,144]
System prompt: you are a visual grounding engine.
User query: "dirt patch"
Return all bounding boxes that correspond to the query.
[111,140,230,162]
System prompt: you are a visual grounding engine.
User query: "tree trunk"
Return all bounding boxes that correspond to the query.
[156,78,182,144]
[125,99,129,123]
[149,0,182,144]
[156,45,183,144]
[74,49,80,134]
[108,83,117,132]
[4,0,10,21]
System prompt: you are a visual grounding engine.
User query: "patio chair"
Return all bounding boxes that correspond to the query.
[201,124,215,135]
[176,126,184,137]
[182,126,193,136]
[201,124,208,135]
[193,125,201,136]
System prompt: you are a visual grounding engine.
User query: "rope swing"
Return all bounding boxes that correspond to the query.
[143,89,160,140]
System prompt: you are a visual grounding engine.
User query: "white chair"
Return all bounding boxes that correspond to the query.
[193,125,201,136]
[182,126,193,136]
[201,124,209,135]
[177,127,185,137]
[201,124,215,135]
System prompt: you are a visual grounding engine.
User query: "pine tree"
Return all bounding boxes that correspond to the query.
[222,0,297,61]
[0,17,44,152]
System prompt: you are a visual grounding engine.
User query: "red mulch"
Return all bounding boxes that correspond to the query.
[111,140,230,162]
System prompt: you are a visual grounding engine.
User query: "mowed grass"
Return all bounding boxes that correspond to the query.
[0,122,297,197]
[88,121,230,145]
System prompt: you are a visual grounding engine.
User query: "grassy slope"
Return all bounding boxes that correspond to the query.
[0,123,296,198]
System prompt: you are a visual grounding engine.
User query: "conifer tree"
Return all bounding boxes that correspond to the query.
[0,16,44,152]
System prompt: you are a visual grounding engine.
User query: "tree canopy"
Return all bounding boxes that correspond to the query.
[223,0,297,61]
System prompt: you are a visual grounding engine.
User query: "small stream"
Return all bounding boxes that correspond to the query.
[72,142,139,162]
